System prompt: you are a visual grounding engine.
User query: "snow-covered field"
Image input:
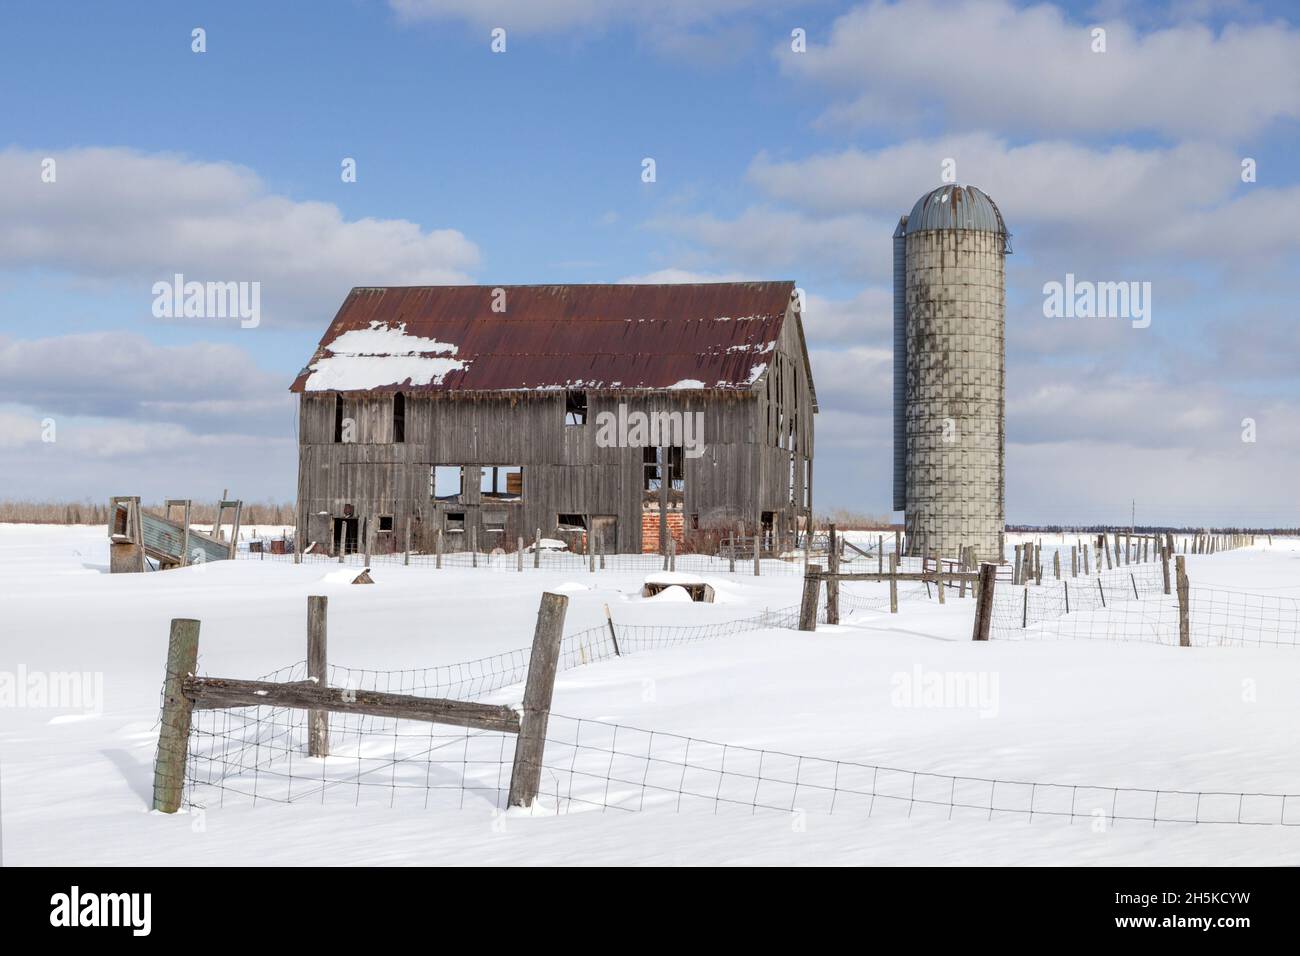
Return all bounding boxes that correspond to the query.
[3,525,1300,865]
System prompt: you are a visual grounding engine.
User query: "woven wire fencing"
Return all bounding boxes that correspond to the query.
[181,580,926,811]
[536,714,1300,826]
[992,567,1300,648]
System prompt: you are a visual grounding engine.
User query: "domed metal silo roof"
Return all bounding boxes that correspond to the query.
[904,185,1010,248]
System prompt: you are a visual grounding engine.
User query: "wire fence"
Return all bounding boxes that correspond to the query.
[991,564,1300,648]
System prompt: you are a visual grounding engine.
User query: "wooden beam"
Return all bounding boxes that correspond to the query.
[184,676,520,733]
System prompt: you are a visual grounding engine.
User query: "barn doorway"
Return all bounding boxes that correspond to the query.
[590,515,617,554]
[332,517,359,555]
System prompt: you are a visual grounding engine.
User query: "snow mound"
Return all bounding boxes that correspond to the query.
[646,584,694,602]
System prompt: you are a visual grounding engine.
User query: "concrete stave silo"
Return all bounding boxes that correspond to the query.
[893,185,1008,562]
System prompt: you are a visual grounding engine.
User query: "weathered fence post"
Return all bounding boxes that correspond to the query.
[436,528,443,569]
[1176,555,1190,647]
[894,529,901,560]
[307,596,328,758]
[1097,576,1106,607]
[1013,544,1022,585]
[1053,550,1060,580]
[972,563,996,641]
[404,516,411,566]
[826,524,840,624]
[507,592,570,809]
[728,531,736,573]
[603,603,621,656]
[1021,586,1028,628]
[1070,545,1078,578]
[1064,579,1070,615]
[798,564,823,631]
[600,541,606,570]
[152,618,201,813]
[889,553,898,613]
[591,535,598,573]
[1161,543,1171,595]
[534,528,541,568]
[471,525,478,567]
[933,552,944,604]
[517,536,524,572]
[1083,544,1090,575]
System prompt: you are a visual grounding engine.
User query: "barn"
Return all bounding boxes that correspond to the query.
[290,282,817,556]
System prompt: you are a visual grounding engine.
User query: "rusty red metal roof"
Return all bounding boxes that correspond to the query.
[289,282,798,394]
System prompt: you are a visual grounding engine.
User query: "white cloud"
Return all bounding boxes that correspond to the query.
[782,0,1300,139]
[0,148,480,325]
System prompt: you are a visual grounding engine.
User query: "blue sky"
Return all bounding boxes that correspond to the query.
[2,0,1299,525]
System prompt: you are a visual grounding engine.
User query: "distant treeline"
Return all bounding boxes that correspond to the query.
[1008,524,1298,535]
[0,500,295,526]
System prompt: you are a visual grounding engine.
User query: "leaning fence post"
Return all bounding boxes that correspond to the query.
[798,564,822,632]
[1176,555,1190,647]
[307,596,328,757]
[152,618,201,813]
[603,603,621,656]
[507,592,569,809]
[972,563,996,641]
[1097,576,1106,607]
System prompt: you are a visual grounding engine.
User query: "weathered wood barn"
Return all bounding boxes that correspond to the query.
[290,282,817,555]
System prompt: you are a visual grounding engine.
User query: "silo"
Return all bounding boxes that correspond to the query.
[893,185,1008,562]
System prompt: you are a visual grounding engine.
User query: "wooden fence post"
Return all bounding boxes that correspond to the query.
[404,516,411,566]
[534,528,541,568]
[1021,586,1028,628]
[471,525,478,567]
[152,618,200,813]
[1064,579,1070,615]
[889,553,898,613]
[826,524,839,624]
[517,536,524,572]
[877,535,884,575]
[1083,544,1090,575]
[932,551,944,604]
[728,531,736,573]
[603,603,621,656]
[798,564,822,632]
[1070,545,1078,578]
[307,596,328,758]
[591,535,598,573]
[972,563,996,641]
[894,529,901,560]
[1161,543,1171,595]
[1013,544,1022,585]
[1176,555,1190,647]
[436,528,443,569]
[507,592,569,809]
[1053,550,1060,580]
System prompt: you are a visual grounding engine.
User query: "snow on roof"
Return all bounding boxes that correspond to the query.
[290,282,798,394]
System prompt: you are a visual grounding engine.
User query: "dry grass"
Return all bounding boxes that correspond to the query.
[814,509,899,531]
[0,500,295,526]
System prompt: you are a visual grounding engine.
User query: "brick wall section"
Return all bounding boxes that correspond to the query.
[641,510,684,553]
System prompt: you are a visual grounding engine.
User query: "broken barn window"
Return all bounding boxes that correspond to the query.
[393,392,405,443]
[480,465,523,500]
[445,512,465,533]
[378,515,394,532]
[430,466,464,502]
[565,390,588,426]
[334,394,345,443]
[557,513,587,530]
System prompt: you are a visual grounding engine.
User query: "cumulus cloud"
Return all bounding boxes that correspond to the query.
[0,333,292,433]
[781,0,1300,139]
[0,148,480,326]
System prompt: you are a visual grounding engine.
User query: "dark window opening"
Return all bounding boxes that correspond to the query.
[557,513,587,529]
[332,517,359,555]
[565,391,588,426]
[445,512,465,533]
[393,392,405,443]
[642,446,660,491]
[333,394,345,443]
[378,515,394,532]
